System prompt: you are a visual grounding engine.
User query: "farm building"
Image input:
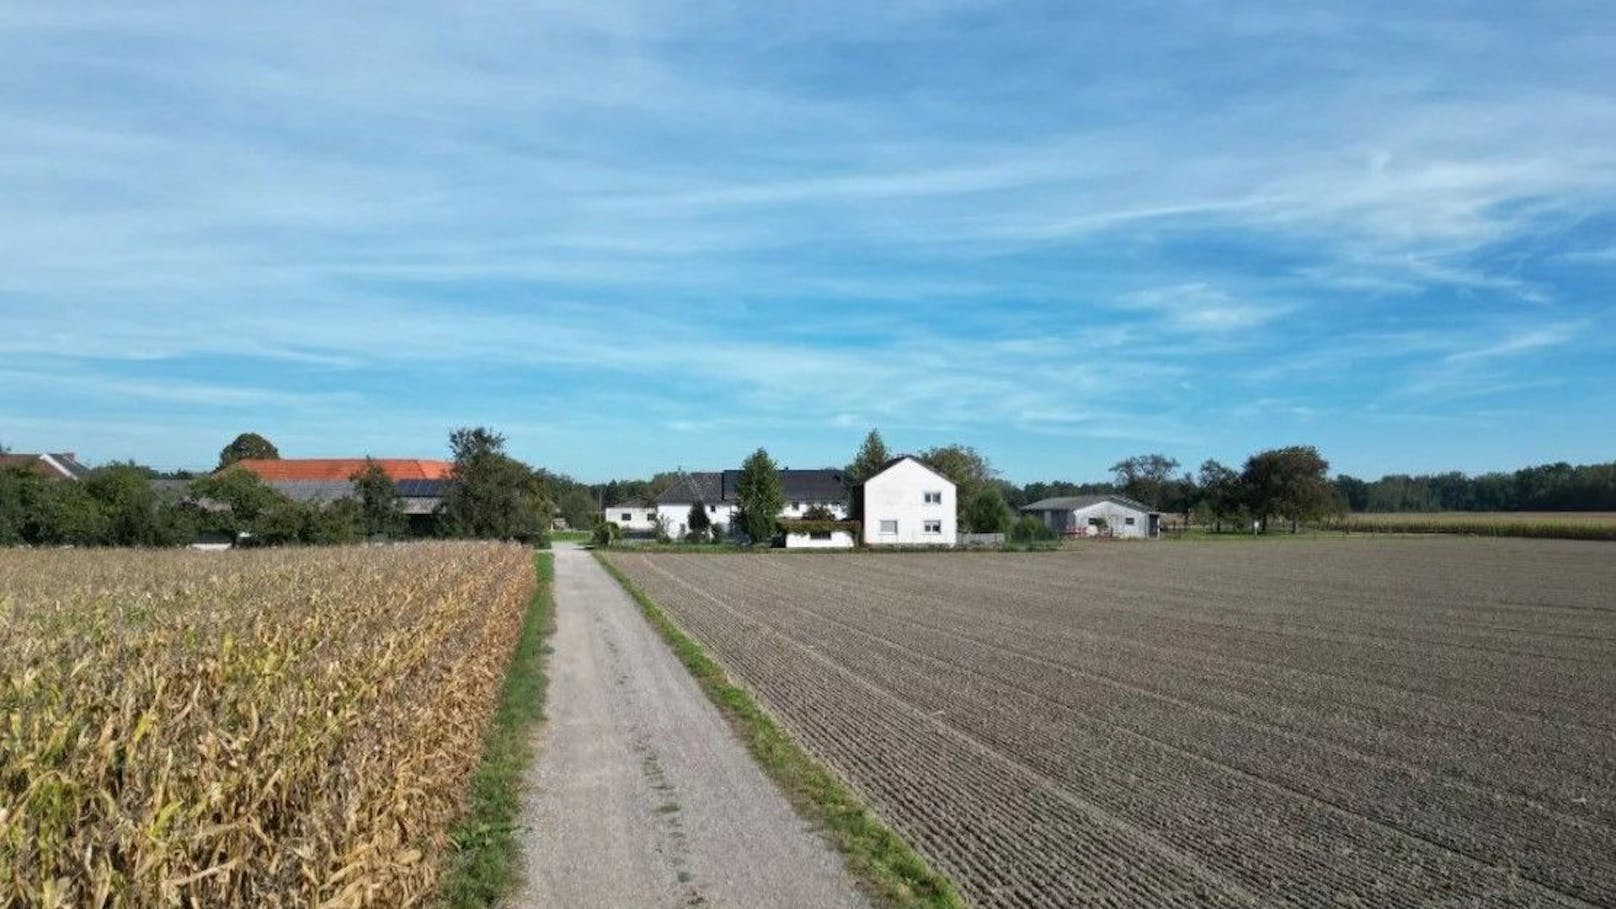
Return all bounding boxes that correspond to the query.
[0,451,91,480]
[606,499,659,533]
[1022,494,1160,539]
[228,458,455,531]
[852,456,957,547]
[654,469,850,538]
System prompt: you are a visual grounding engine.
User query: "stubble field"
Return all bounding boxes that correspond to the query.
[606,539,1616,908]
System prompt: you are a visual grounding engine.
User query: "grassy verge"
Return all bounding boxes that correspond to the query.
[435,552,556,908]
[594,552,966,909]
[550,530,592,542]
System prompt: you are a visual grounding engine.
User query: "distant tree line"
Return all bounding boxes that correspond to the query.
[1334,461,1616,512]
[0,427,557,547]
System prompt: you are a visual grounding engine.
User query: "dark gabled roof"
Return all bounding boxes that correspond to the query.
[608,497,657,509]
[725,469,847,503]
[655,469,849,504]
[851,454,952,487]
[1022,494,1159,514]
[0,452,90,480]
[655,471,725,505]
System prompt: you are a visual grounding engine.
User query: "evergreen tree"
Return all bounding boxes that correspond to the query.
[846,429,891,482]
[734,448,785,545]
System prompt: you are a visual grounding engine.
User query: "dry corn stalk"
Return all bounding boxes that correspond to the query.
[0,542,535,908]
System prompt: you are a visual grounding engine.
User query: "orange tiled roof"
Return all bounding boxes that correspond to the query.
[230,458,454,482]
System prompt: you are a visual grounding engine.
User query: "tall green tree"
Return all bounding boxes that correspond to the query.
[919,444,994,525]
[1242,445,1337,532]
[963,486,1012,534]
[438,427,551,542]
[687,501,712,536]
[351,457,406,538]
[189,469,289,537]
[85,462,189,546]
[217,432,279,470]
[557,488,602,532]
[1109,454,1180,509]
[1196,459,1243,532]
[734,448,785,545]
[846,429,891,482]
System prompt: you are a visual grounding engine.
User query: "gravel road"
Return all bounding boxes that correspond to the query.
[510,546,868,909]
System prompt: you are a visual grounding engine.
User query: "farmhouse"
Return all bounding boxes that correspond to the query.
[1022,494,1160,539]
[852,456,957,547]
[229,458,455,529]
[606,498,659,533]
[0,451,91,480]
[653,469,850,537]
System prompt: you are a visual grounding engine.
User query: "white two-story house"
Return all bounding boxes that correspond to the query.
[852,456,957,547]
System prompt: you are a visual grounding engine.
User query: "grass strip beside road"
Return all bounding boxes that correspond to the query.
[595,551,967,909]
[435,552,556,908]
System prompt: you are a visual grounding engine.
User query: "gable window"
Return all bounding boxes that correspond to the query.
[879,520,898,534]
[709,504,717,513]
[923,520,942,534]
[1125,516,1136,525]
[923,491,943,504]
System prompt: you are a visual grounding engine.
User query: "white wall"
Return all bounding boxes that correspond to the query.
[861,458,956,546]
[656,502,737,537]
[1068,501,1152,538]
[783,530,855,549]
[656,499,846,537]
[604,506,659,532]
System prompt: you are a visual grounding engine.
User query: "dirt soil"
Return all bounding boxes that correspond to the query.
[511,546,867,909]
[607,537,1616,909]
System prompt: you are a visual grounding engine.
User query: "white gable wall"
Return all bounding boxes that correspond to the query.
[861,458,956,546]
[605,506,659,532]
[1068,501,1153,538]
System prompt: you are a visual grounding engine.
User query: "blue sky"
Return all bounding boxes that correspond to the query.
[2,2,1613,483]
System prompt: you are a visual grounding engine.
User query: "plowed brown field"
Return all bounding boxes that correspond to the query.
[605,538,1616,909]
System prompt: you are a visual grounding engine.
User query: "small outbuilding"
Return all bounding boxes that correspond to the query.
[1022,495,1161,539]
[605,499,659,533]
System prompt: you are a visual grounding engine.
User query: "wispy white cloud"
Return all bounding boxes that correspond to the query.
[1,1,1613,477]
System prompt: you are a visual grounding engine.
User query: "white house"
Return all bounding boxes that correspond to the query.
[1022,495,1160,539]
[853,456,956,547]
[604,499,659,533]
[654,469,850,538]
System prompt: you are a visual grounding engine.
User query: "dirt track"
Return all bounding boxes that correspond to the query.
[607,538,1616,908]
[511,547,866,908]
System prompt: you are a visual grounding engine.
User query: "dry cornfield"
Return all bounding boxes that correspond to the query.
[607,538,1616,908]
[0,542,536,908]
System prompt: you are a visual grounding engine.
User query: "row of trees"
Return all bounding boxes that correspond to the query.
[1334,461,1616,512]
[0,428,555,548]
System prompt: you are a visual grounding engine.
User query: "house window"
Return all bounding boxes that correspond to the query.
[708,504,717,513]
[810,531,831,540]
[792,502,801,511]
[923,520,942,534]
[879,520,898,534]
[1088,517,1102,526]
[923,491,942,504]
[1125,517,1136,525]
[620,512,632,522]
